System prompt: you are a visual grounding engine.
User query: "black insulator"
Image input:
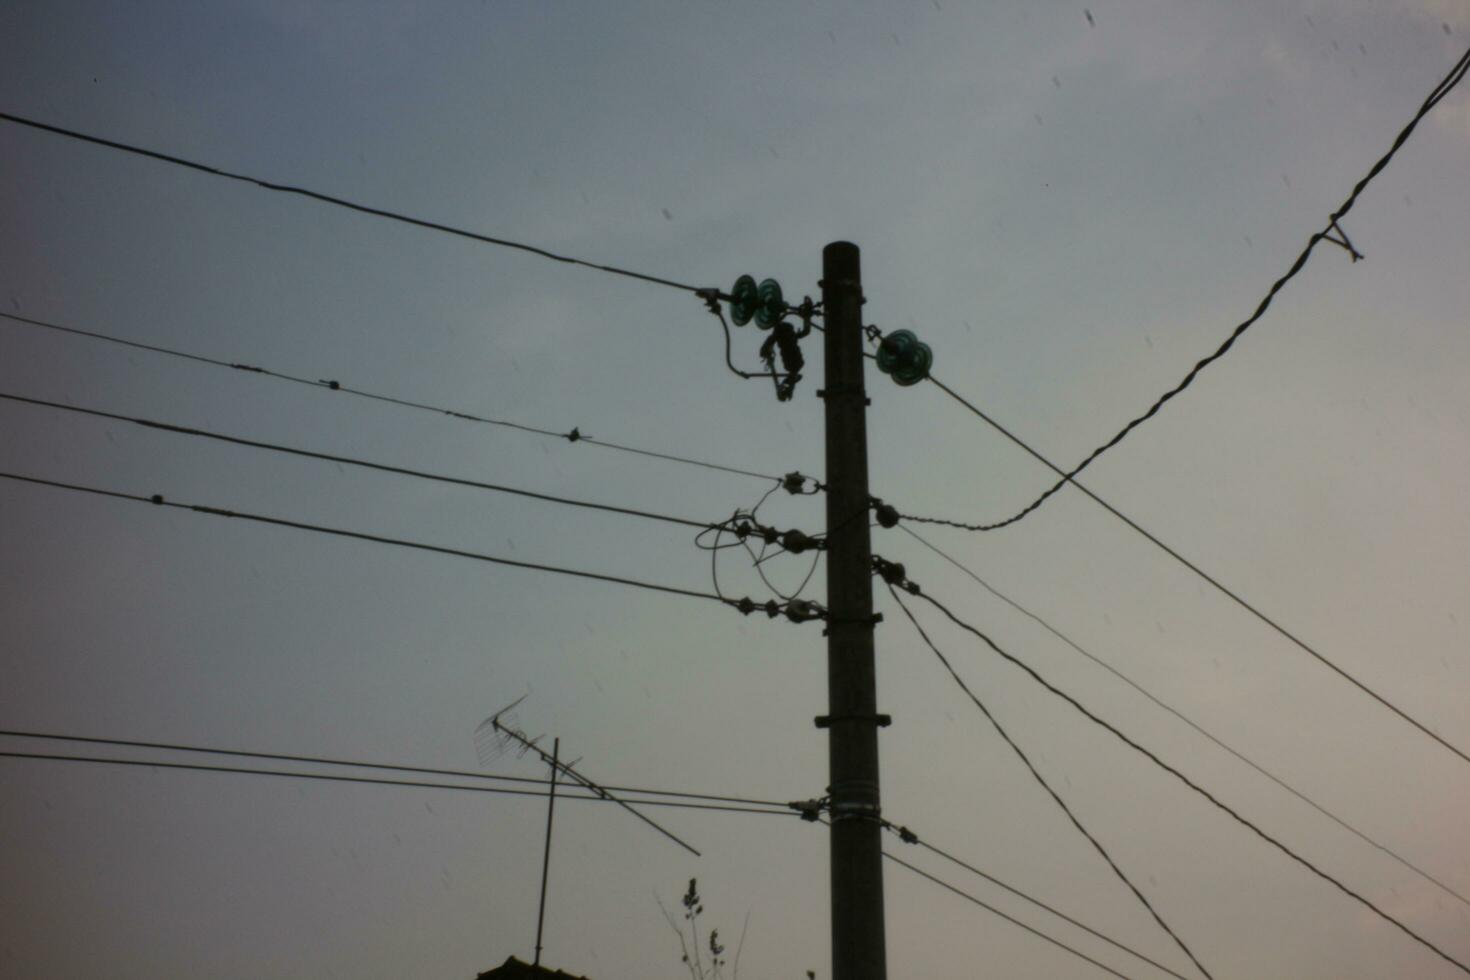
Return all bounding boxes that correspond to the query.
[780,529,814,554]
[874,501,900,528]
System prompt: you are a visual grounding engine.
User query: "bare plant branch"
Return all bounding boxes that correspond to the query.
[655,891,699,980]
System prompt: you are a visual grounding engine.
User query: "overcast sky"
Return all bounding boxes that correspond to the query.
[2,3,1468,979]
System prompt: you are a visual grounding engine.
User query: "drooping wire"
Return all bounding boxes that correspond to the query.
[0,470,810,619]
[740,533,822,603]
[894,577,1470,976]
[905,44,1470,533]
[0,750,796,819]
[0,310,783,484]
[698,481,825,609]
[899,525,1470,909]
[0,111,710,296]
[879,818,1193,980]
[0,728,795,811]
[884,583,1214,980]
[702,294,787,384]
[0,391,777,537]
[898,379,1470,770]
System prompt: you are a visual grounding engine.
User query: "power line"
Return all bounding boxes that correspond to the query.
[0,310,783,484]
[899,525,1470,909]
[0,728,794,811]
[879,819,1193,980]
[3,727,1166,977]
[885,584,1213,980]
[0,111,710,296]
[893,578,1470,976]
[4,742,1164,978]
[879,850,1134,980]
[0,470,808,618]
[0,750,795,819]
[0,390,780,538]
[906,43,1470,533]
[901,380,1470,770]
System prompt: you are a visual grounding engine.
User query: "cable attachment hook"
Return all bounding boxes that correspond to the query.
[872,554,921,594]
[793,295,818,339]
[696,287,723,315]
[1323,219,1363,262]
[789,796,830,822]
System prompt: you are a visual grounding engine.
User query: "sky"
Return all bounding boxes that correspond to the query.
[2,2,1468,978]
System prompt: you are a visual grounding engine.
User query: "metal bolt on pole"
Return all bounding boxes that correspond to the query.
[819,241,888,980]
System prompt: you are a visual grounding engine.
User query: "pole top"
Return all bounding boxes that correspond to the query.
[823,241,861,278]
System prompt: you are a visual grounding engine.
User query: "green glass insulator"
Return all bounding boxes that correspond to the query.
[890,340,932,386]
[755,278,784,328]
[729,275,758,326]
[877,330,932,385]
[877,329,917,374]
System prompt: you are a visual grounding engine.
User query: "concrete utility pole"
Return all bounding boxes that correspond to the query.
[819,241,888,980]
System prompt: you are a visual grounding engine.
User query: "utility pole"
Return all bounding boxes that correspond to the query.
[819,241,887,980]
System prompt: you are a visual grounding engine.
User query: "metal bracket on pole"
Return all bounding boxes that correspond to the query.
[815,713,892,729]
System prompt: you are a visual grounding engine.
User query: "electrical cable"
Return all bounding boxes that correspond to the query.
[879,849,1134,980]
[900,524,1470,909]
[0,729,795,811]
[880,819,1193,980]
[0,310,782,484]
[0,390,766,538]
[0,750,796,818]
[885,583,1214,980]
[902,379,1470,770]
[0,470,801,617]
[907,44,1470,533]
[897,580,1470,976]
[3,740,1173,978]
[705,299,787,383]
[0,111,710,296]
